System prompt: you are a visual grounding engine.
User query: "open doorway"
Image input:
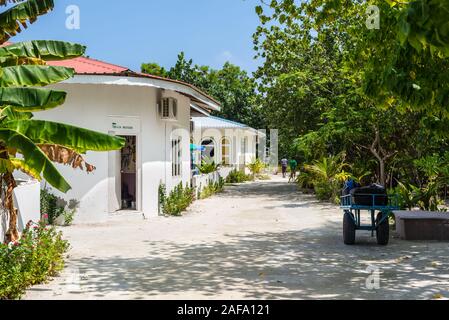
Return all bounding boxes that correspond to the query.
[120,136,137,210]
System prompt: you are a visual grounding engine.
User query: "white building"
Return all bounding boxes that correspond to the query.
[191,115,260,172]
[24,56,263,223]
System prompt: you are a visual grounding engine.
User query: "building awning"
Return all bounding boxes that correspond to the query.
[190,144,206,152]
[190,103,210,117]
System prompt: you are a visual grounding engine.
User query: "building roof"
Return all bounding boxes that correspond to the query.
[192,116,250,129]
[46,57,221,109]
[190,103,210,117]
[47,57,129,74]
[1,41,220,110]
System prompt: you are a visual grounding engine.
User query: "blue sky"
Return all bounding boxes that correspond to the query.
[12,0,262,73]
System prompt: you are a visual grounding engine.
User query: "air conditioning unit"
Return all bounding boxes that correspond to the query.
[158,97,178,121]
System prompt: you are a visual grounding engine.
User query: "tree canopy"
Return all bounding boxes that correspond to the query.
[142,52,264,129]
[252,0,449,204]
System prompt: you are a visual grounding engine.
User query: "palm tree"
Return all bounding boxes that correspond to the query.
[0,0,125,242]
[306,154,350,183]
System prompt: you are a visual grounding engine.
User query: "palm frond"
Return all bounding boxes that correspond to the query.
[38,144,96,173]
[0,0,54,44]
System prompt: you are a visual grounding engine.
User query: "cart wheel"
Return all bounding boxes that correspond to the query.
[376,213,390,246]
[343,211,356,245]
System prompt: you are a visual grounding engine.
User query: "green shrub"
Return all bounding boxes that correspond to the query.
[247,158,266,176]
[0,221,70,300]
[303,154,352,203]
[197,161,219,174]
[158,183,167,215]
[226,169,253,184]
[62,209,76,226]
[296,170,315,189]
[40,188,64,225]
[162,183,195,216]
[392,181,446,212]
[200,177,225,199]
[40,188,78,226]
[314,180,335,200]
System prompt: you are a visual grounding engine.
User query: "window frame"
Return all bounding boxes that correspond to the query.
[171,136,182,177]
[221,137,232,166]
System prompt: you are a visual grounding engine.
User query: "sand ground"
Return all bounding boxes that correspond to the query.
[25,175,449,300]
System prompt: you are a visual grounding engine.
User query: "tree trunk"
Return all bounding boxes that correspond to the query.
[379,160,386,187]
[4,172,18,243]
[368,127,395,188]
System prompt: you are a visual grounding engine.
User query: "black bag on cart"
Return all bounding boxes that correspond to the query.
[350,184,388,206]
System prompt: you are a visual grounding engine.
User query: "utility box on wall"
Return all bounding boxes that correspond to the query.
[0,179,41,241]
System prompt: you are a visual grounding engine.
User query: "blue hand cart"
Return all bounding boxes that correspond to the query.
[340,194,399,245]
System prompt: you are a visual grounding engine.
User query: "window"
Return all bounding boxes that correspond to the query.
[241,137,248,165]
[172,137,182,177]
[221,137,231,166]
[201,138,215,163]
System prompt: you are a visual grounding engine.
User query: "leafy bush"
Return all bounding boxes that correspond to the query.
[392,181,446,212]
[197,161,219,174]
[162,183,195,216]
[0,221,70,300]
[247,158,266,176]
[200,177,225,199]
[158,183,167,215]
[226,169,253,184]
[40,188,78,226]
[296,170,315,190]
[62,209,76,226]
[302,154,352,203]
[40,188,64,225]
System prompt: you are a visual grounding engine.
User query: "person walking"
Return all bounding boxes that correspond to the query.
[289,159,298,183]
[281,158,288,178]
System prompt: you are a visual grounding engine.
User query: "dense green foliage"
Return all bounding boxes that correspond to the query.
[226,169,254,184]
[161,183,195,216]
[247,158,266,177]
[142,53,264,129]
[40,188,78,226]
[200,177,225,200]
[251,0,449,206]
[196,161,219,175]
[40,187,64,225]
[0,221,69,300]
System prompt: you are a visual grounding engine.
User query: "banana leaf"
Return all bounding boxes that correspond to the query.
[0,128,71,192]
[0,1,28,5]
[5,119,126,153]
[0,65,74,87]
[0,87,66,110]
[0,40,86,61]
[10,157,42,180]
[0,0,54,44]
[0,55,46,67]
[0,106,33,120]
[0,157,14,173]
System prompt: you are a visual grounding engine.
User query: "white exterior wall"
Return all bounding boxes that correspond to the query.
[34,83,191,223]
[193,127,258,171]
[1,180,40,241]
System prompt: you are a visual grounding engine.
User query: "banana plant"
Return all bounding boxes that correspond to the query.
[0,0,125,243]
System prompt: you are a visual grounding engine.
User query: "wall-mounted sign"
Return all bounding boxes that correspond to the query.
[109,116,141,134]
[112,123,134,130]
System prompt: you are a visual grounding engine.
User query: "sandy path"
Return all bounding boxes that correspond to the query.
[25,176,449,300]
